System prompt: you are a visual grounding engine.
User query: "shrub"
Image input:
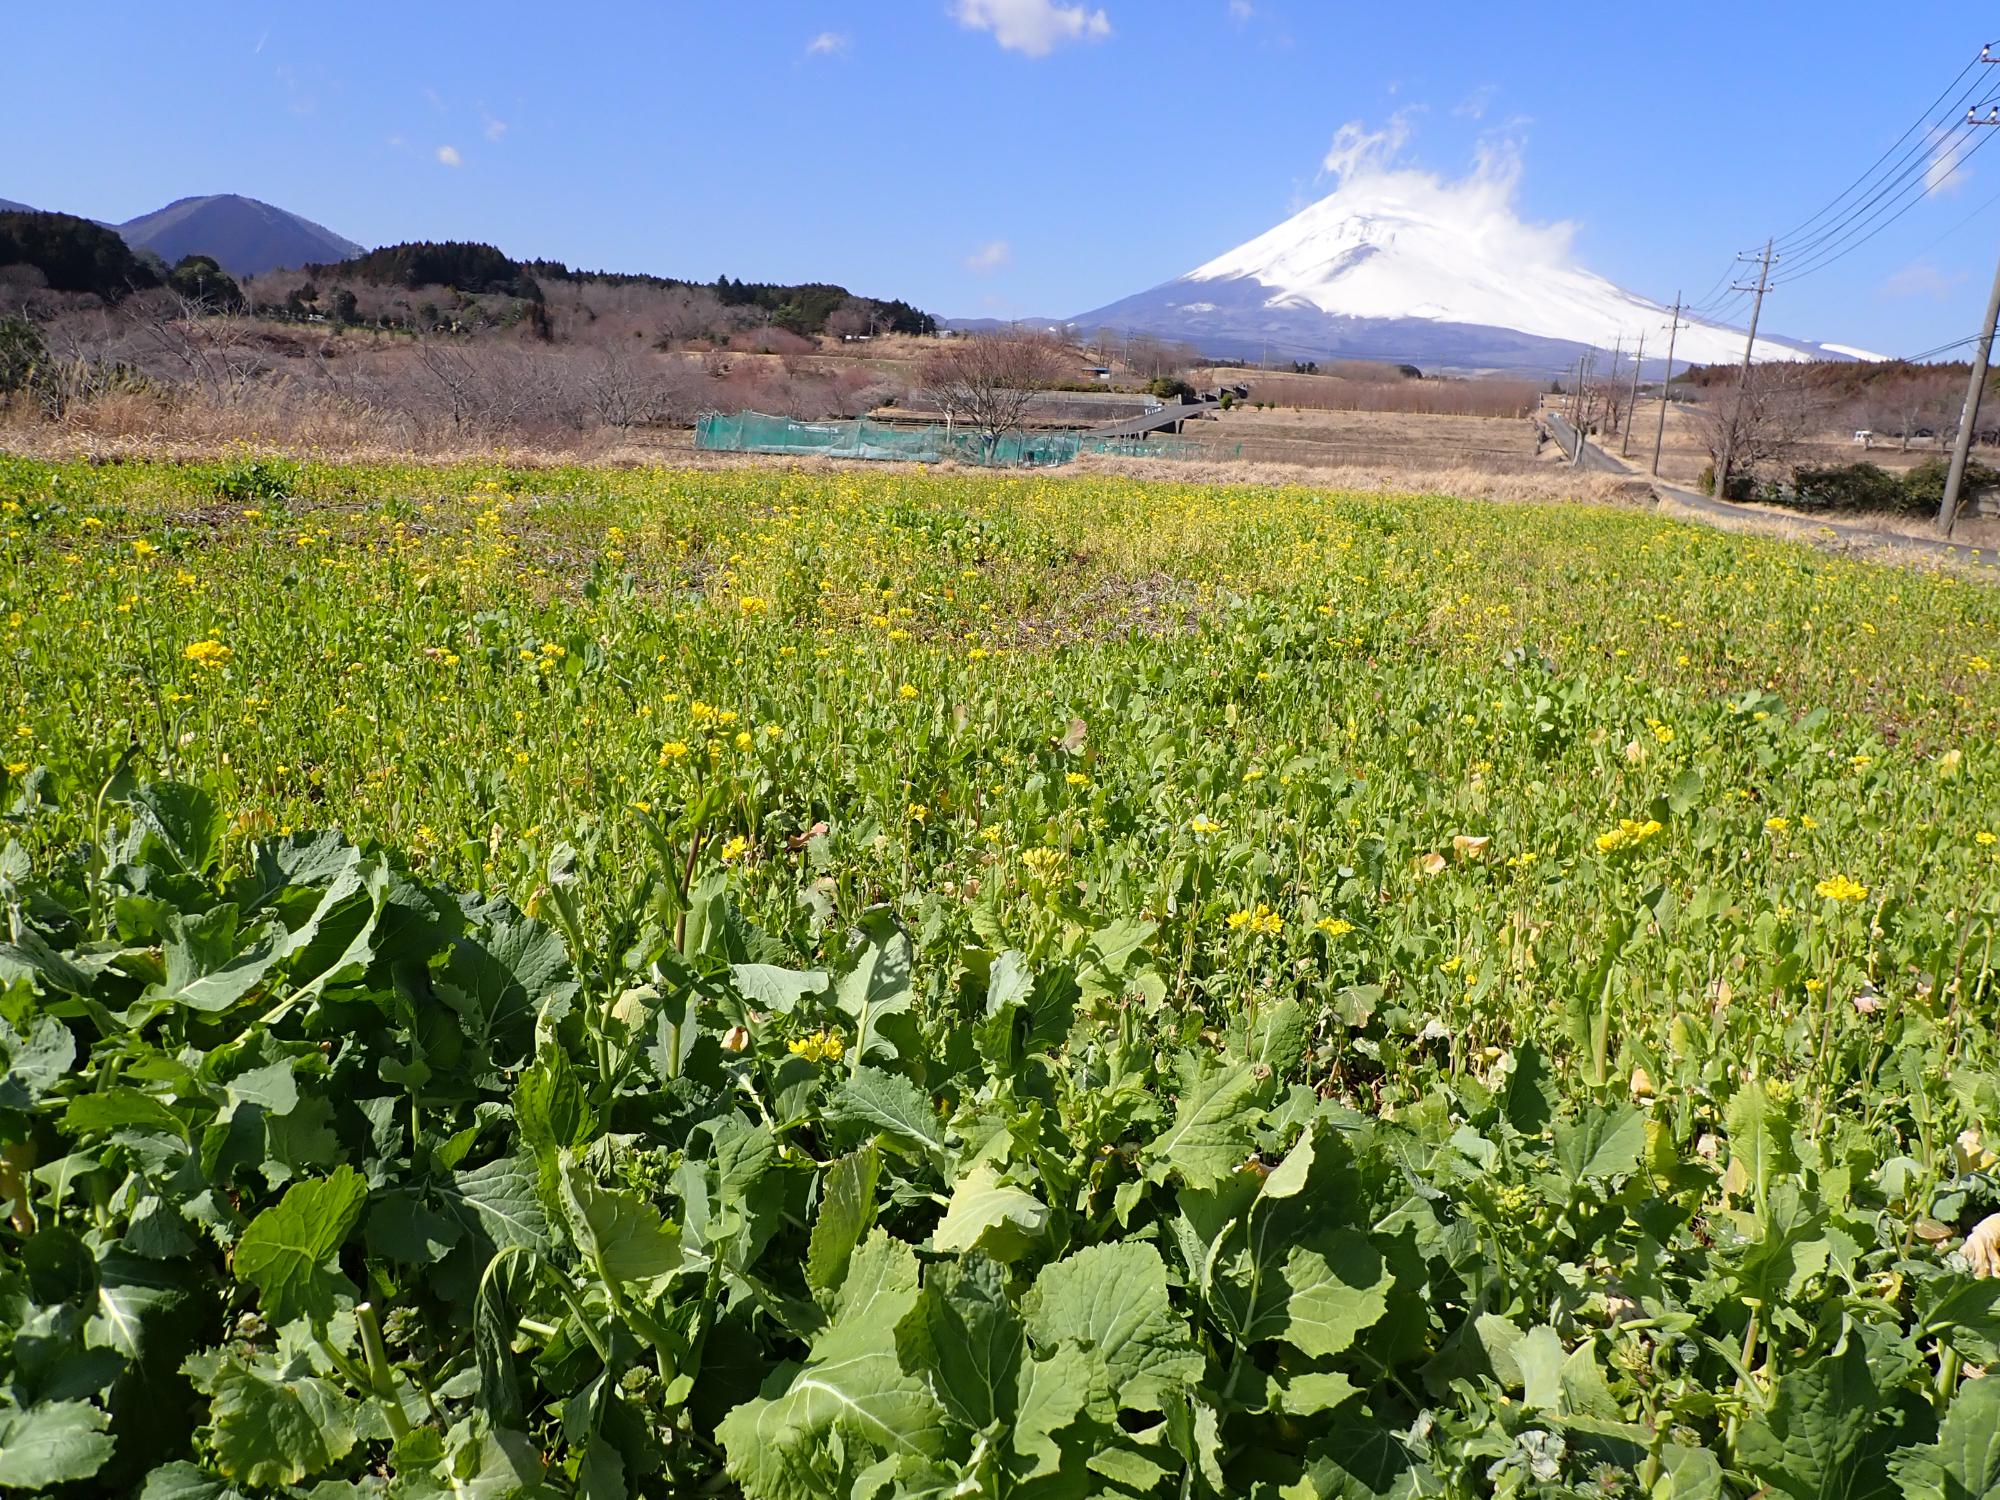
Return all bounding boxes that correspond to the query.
[1789,462,1909,512]
[1146,376,1196,402]
[1899,455,2000,515]
[213,455,301,505]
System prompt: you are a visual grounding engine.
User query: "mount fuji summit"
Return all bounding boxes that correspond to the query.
[1076,165,1873,374]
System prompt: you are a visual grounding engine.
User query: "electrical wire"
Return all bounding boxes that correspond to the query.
[1767,47,1991,250]
[1771,72,1994,262]
[1896,330,1993,363]
[1772,122,2000,286]
[1772,120,1973,268]
[1894,164,2000,264]
[1669,47,1999,320]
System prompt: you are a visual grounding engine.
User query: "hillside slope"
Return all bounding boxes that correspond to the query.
[116,194,363,277]
[1078,176,1874,373]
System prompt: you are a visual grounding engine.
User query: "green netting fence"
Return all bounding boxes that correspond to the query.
[694,411,1225,466]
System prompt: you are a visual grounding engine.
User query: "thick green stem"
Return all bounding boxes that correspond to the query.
[354,1303,413,1439]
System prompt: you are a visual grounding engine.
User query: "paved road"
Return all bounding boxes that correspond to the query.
[1082,398,1219,440]
[1541,412,1631,474]
[1540,409,1993,570]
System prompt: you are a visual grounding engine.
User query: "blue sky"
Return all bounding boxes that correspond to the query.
[6,2,1998,357]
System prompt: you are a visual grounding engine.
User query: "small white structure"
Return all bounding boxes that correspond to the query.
[1853,430,1874,449]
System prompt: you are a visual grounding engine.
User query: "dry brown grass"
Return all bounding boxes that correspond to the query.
[1068,452,1656,507]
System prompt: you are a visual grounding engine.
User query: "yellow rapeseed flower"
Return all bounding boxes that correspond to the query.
[899,683,919,701]
[1814,874,1869,903]
[787,1030,846,1064]
[1228,903,1284,936]
[1595,818,1663,854]
[1020,846,1064,878]
[182,639,232,669]
[1315,917,1354,937]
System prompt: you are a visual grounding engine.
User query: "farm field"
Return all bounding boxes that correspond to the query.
[4,454,2000,1497]
[1177,406,1550,476]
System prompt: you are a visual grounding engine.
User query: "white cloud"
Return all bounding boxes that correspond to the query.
[1453,84,1497,121]
[1288,114,1585,280]
[953,0,1110,57]
[807,31,850,56]
[482,111,507,142]
[435,144,462,167]
[1321,109,1418,180]
[965,239,1011,272]
[1227,0,1253,18]
[1884,258,1967,300]
[1926,126,1971,196]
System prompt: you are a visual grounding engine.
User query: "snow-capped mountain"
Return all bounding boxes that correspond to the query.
[1075,173,1872,373]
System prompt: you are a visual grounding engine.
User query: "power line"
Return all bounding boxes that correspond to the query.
[1900,174,2000,264]
[1771,79,1994,263]
[1671,44,1999,343]
[1767,46,1992,250]
[1685,259,1739,315]
[1898,331,1990,363]
[1768,122,2000,290]
[1773,119,1979,268]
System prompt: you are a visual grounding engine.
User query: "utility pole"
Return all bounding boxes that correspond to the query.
[1571,351,1589,461]
[1712,239,1775,500]
[1600,340,1616,446]
[1621,332,1646,458]
[1941,91,2000,532]
[1651,295,1682,477]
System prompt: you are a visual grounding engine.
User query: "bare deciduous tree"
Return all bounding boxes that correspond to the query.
[919,332,1070,461]
[1121,332,1199,382]
[824,299,872,339]
[1687,366,1819,495]
[132,291,269,405]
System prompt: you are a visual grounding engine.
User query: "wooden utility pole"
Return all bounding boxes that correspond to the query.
[1621,332,1646,458]
[1571,351,1589,461]
[1712,240,1774,500]
[1607,335,1624,440]
[1942,91,2000,532]
[1651,295,1682,477]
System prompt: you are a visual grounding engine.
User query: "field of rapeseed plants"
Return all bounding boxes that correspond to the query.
[2,451,2000,1498]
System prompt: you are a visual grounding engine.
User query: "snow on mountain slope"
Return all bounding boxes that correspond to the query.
[1076,134,1860,373]
[1181,176,1808,366]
